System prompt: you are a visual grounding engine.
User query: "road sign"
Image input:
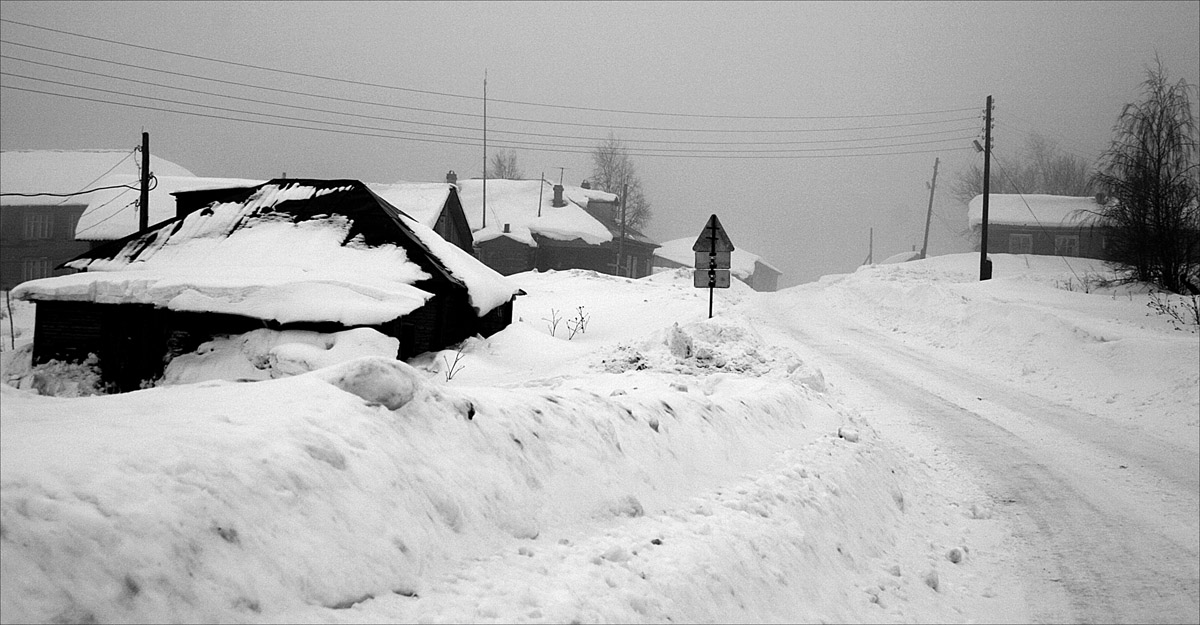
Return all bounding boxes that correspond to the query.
[692,214,734,254]
[694,250,731,270]
[693,268,731,288]
[692,214,735,319]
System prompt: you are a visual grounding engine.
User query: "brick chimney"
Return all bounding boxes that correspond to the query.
[446,170,458,185]
[552,184,566,207]
[581,180,591,189]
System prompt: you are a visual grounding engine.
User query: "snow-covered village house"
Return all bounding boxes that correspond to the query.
[968,193,1112,260]
[12,179,521,392]
[0,150,195,290]
[454,176,660,278]
[653,237,784,292]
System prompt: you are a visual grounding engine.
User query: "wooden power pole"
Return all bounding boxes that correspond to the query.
[139,131,150,231]
[979,95,993,281]
[920,157,939,259]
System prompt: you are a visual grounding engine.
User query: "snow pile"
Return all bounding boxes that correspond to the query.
[13,255,1188,622]
[804,253,1200,431]
[161,327,400,385]
[0,356,829,623]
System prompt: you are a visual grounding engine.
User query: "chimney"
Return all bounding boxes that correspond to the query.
[446,170,458,185]
[552,184,566,207]
[580,180,591,189]
[503,223,511,233]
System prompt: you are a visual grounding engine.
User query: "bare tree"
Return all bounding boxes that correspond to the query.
[487,149,523,179]
[1091,59,1200,294]
[590,133,652,229]
[950,133,1096,206]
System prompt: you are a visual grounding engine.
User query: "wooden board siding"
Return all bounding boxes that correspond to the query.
[477,237,535,276]
[32,301,169,392]
[983,224,1111,260]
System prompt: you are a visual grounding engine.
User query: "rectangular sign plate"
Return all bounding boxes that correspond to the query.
[693,268,732,288]
[694,251,731,270]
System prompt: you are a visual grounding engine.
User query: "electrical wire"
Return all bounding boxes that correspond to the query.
[0,39,979,135]
[0,18,978,121]
[0,53,982,147]
[0,81,976,158]
[0,179,149,198]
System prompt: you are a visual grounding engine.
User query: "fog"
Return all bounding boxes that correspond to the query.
[2,1,1197,286]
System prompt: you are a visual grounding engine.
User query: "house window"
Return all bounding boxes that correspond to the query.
[22,258,52,282]
[24,212,54,240]
[1055,235,1079,257]
[1009,233,1033,255]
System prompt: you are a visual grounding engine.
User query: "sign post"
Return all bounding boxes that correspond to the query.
[692,214,734,318]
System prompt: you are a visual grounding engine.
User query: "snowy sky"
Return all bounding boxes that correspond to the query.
[1,1,1197,286]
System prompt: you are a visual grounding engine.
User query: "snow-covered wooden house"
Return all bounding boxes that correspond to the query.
[653,237,783,292]
[968,194,1111,259]
[0,150,195,289]
[13,179,521,392]
[369,181,474,255]
[455,178,659,277]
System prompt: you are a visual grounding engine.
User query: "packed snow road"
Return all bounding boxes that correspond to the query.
[753,262,1200,624]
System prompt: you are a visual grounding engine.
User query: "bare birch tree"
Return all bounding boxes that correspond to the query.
[1091,59,1199,294]
[590,133,652,229]
[487,149,523,179]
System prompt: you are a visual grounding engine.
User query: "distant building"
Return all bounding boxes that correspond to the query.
[454,176,659,277]
[968,194,1111,259]
[653,237,783,292]
[0,150,194,289]
[13,179,521,392]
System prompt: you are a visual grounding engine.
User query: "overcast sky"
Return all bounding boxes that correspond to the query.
[2,1,1197,286]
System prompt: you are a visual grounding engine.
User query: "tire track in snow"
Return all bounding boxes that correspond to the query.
[759,301,1200,624]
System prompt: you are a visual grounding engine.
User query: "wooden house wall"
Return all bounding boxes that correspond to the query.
[32,301,170,392]
[1,205,90,290]
[477,237,535,276]
[983,224,1110,260]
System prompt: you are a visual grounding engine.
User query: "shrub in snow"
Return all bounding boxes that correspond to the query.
[1146,291,1200,333]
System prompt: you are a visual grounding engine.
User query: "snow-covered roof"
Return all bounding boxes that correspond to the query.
[12,180,520,325]
[654,236,782,279]
[0,150,195,208]
[75,174,264,240]
[455,179,615,247]
[967,194,1103,228]
[368,182,456,229]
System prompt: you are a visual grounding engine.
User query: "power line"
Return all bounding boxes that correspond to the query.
[0,38,978,136]
[0,83,975,160]
[0,74,976,154]
[0,53,981,147]
[0,17,978,121]
[0,179,148,198]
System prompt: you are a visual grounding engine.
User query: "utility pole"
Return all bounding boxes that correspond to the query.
[616,182,628,277]
[139,131,150,231]
[979,95,994,281]
[482,70,487,229]
[537,171,544,218]
[920,157,939,259]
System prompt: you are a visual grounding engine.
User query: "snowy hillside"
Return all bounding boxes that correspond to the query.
[1,253,1196,623]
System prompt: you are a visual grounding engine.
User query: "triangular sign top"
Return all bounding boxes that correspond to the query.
[692,214,735,252]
